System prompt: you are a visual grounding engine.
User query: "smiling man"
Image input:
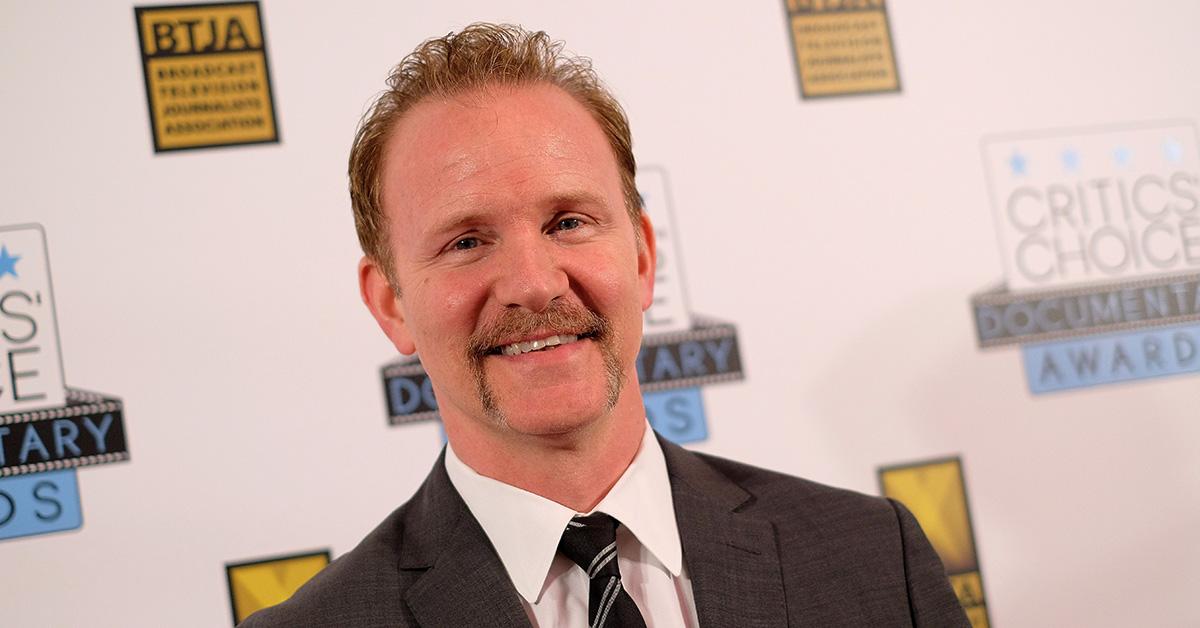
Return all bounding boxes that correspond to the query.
[241,23,969,628]
[363,80,652,507]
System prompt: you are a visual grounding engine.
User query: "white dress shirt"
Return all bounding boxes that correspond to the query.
[444,422,699,627]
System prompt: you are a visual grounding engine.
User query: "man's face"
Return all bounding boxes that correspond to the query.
[362,84,654,438]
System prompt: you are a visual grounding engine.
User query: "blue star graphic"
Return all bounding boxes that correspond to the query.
[0,245,19,279]
[1061,149,1080,173]
[1164,139,1184,164]
[1113,146,1132,167]
[1009,152,1028,176]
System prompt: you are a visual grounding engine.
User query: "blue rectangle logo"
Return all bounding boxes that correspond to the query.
[644,387,708,444]
[0,469,82,541]
[1022,322,1200,393]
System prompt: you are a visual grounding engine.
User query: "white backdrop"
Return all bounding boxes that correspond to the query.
[2,1,1198,626]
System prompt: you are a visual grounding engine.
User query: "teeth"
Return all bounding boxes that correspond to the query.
[499,334,581,356]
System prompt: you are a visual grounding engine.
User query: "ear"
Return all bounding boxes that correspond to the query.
[359,256,417,355]
[636,212,657,312]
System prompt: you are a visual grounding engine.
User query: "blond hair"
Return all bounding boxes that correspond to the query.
[348,23,641,281]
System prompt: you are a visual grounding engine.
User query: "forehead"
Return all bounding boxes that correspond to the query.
[380,83,622,237]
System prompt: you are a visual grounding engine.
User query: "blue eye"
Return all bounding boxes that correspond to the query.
[454,237,480,250]
[556,217,582,231]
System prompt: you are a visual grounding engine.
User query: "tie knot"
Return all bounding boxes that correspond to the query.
[558,513,621,579]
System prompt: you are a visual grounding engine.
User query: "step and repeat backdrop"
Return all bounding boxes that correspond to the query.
[2,1,1197,626]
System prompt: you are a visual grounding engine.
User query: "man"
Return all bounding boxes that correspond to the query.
[243,23,969,627]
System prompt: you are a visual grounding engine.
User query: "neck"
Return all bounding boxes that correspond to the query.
[445,389,647,512]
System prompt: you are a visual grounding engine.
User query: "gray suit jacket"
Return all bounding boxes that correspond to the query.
[242,436,970,627]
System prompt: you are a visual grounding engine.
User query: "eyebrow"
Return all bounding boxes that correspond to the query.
[541,189,608,213]
[423,208,487,243]
[424,189,609,238]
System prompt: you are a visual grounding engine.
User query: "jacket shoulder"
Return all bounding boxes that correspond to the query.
[690,449,920,562]
[687,450,970,627]
[690,449,894,520]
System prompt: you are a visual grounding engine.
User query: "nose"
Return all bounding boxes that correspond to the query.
[492,236,569,312]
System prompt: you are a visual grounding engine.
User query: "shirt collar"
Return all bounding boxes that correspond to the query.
[443,421,683,604]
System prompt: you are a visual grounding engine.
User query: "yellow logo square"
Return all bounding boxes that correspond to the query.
[134,2,279,151]
[225,550,330,624]
[880,457,990,627]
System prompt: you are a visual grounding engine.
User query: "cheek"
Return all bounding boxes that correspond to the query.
[581,249,644,316]
[410,273,490,344]
[442,285,473,315]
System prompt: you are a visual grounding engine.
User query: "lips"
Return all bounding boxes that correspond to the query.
[492,331,606,356]
[498,333,577,356]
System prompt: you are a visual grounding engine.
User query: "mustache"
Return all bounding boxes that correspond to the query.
[466,300,611,357]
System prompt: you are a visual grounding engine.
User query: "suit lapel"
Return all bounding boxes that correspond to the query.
[397,440,790,627]
[661,437,789,628]
[399,452,531,628]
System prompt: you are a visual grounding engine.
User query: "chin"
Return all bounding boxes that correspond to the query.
[493,394,613,437]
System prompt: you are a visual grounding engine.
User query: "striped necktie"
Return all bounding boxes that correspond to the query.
[557,513,649,628]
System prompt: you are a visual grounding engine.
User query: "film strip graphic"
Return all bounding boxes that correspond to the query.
[638,317,743,393]
[972,270,1200,348]
[380,316,744,426]
[973,268,1200,393]
[380,360,438,425]
[1,388,130,478]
